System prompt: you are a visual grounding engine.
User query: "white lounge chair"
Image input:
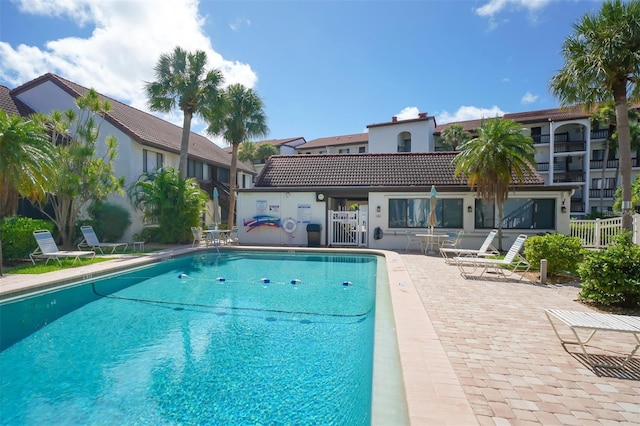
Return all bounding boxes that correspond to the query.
[78,225,128,254]
[453,234,530,279]
[31,230,96,265]
[440,229,499,264]
[546,309,640,369]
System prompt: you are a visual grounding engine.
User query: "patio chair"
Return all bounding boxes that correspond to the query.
[31,230,96,265]
[440,229,499,264]
[228,227,239,245]
[405,231,423,253]
[191,227,205,247]
[78,225,128,254]
[453,234,530,280]
[440,230,464,250]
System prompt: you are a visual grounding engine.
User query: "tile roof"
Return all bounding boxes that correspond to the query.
[367,113,435,129]
[223,137,306,153]
[10,73,253,173]
[297,132,368,149]
[254,152,544,188]
[434,119,484,134]
[0,85,35,117]
[503,105,592,123]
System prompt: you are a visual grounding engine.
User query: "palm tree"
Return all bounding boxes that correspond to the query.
[550,0,640,231]
[205,84,269,229]
[146,47,224,180]
[453,118,536,250]
[256,142,278,163]
[440,123,471,151]
[237,141,258,163]
[0,110,55,218]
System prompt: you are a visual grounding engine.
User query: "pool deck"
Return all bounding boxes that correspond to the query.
[2,246,639,425]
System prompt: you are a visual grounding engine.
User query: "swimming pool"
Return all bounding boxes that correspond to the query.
[0,250,408,425]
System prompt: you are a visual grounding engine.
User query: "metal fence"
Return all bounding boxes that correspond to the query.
[570,214,640,248]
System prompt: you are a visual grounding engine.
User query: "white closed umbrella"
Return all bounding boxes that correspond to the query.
[212,187,221,227]
[428,185,438,232]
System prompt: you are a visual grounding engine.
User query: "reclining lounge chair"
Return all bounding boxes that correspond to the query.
[453,234,530,279]
[31,230,96,265]
[78,225,128,254]
[440,229,499,264]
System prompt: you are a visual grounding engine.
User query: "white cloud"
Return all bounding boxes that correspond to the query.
[395,106,420,120]
[230,17,251,31]
[0,0,258,129]
[521,91,538,104]
[435,105,506,124]
[474,0,553,28]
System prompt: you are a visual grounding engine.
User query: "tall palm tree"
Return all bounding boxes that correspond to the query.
[0,110,55,218]
[440,123,471,151]
[205,84,268,229]
[146,47,224,180]
[550,0,640,231]
[453,118,536,250]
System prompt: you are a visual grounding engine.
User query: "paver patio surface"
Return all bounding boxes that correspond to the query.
[400,252,640,425]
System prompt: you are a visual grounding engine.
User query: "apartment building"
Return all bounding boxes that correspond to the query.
[292,107,638,217]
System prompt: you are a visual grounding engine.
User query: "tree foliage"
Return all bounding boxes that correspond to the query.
[204,83,268,229]
[550,0,640,230]
[453,118,536,250]
[0,110,55,218]
[440,123,471,151]
[146,46,224,180]
[128,167,208,243]
[33,89,124,249]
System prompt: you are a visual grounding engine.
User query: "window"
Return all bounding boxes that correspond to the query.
[388,198,463,228]
[187,159,204,179]
[142,149,163,173]
[474,199,555,229]
[592,149,604,161]
[358,147,366,153]
[397,132,411,153]
[338,148,350,154]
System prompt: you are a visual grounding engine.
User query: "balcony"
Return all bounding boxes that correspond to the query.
[588,188,616,199]
[553,171,585,183]
[536,162,549,172]
[554,141,586,153]
[531,134,550,144]
[571,200,585,213]
[589,159,619,169]
[590,129,609,140]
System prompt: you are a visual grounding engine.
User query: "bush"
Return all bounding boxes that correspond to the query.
[578,232,640,308]
[523,233,584,275]
[1,217,54,265]
[87,202,131,242]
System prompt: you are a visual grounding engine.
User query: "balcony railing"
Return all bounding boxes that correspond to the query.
[588,188,616,199]
[536,162,549,172]
[531,134,551,144]
[554,141,586,153]
[589,159,619,169]
[571,200,585,213]
[590,129,609,140]
[553,172,585,183]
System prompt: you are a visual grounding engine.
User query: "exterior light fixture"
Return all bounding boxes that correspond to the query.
[376,206,381,213]
[467,205,472,213]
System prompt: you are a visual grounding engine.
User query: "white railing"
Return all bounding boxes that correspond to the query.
[570,214,640,248]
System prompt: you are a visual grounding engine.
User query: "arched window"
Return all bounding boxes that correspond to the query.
[397,132,411,152]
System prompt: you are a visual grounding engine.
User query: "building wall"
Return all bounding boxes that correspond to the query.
[236,191,327,246]
[368,118,436,153]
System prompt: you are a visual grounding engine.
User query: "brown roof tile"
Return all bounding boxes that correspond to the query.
[0,85,35,116]
[11,73,253,173]
[434,119,484,134]
[255,152,543,188]
[297,132,368,149]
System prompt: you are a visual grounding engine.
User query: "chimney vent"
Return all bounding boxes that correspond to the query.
[392,116,397,122]
[418,112,427,118]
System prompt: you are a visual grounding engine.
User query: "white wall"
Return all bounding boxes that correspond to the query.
[236,191,326,246]
[368,118,436,153]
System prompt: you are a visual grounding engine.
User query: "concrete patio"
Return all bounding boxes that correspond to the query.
[399,251,640,425]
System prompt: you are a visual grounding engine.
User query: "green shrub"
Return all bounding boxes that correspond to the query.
[523,233,584,275]
[578,232,640,308]
[87,202,131,242]
[136,226,162,243]
[1,217,54,265]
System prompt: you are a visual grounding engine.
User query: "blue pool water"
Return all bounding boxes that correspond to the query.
[0,251,379,425]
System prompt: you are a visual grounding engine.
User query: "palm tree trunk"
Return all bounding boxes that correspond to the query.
[613,84,633,231]
[179,112,193,181]
[227,142,239,229]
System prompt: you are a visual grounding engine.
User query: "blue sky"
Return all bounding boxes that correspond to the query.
[0,0,603,145]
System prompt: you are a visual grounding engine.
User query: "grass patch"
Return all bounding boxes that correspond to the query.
[7,257,111,274]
